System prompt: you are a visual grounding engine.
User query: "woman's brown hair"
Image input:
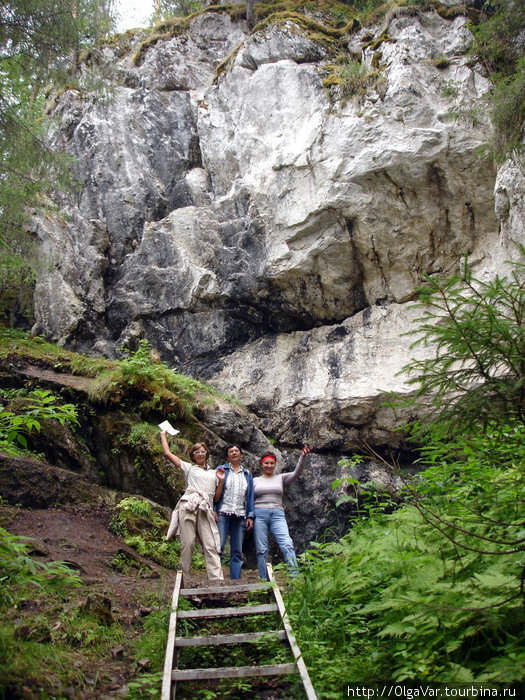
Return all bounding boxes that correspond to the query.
[189,442,210,462]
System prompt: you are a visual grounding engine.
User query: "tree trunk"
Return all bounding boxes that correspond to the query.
[246,0,254,30]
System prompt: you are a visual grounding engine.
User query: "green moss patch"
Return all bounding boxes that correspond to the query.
[322,54,386,105]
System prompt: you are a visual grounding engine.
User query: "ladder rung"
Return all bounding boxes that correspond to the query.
[172,662,297,681]
[177,603,277,619]
[175,630,287,647]
[181,582,272,595]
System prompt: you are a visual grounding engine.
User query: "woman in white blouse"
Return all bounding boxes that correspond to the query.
[161,431,224,586]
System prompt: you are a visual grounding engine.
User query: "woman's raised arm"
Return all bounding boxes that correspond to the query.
[160,430,182,469]
[282,444,312,485]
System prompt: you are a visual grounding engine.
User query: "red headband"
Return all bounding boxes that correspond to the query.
[260,455,277,465]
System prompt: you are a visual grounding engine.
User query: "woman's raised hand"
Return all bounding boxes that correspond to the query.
[302,444,312,456]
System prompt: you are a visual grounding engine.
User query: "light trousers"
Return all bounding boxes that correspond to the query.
[179,507,223,584]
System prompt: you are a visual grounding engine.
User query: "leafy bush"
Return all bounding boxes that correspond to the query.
[115,495,156,520]
[0,527,80,609]
[109,496,178,567]
[109,495,204,571]
[323,55,379,102]
[287,253,525,693]
[0,526,130,696]
[0,388,78,455]
[469,0,525,158]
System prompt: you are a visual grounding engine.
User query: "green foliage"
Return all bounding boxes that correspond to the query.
[487,57,525,157]
[109,495,180,569]
[178,632,291,671]
[153,0,203,23]
[0,388,78,455]
[109,495,206,571]
[0,527,81,609]
[395,252,525,439]
[0,519,173,698]
[441,80,459,97]
[127,671,164,699]
[288,441,524,690]
[55,606,125,648]
[0,329,225,421]
[89,339,219,420]
[116,495,156,519]
[0,326,110,376]
[0,538,127,697]
[432,53,450,70]
[128,422,157,451]
[323,55,386,103]
[469,0,525,158]
[0,330,233,491]
[286,253,525,693]
[470,0,524,77]
[334,463,398,517]
[133,606,171,669]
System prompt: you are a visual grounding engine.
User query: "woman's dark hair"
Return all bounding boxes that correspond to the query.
[260,451,277,464]
[225,443,243,456]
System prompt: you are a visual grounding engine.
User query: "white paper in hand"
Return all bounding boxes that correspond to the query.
[158,420,179,436]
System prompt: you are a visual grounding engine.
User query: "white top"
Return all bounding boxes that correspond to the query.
[220,466,248,517]
[180,460,218,501]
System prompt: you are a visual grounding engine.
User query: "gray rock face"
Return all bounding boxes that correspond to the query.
[32,8,523,463]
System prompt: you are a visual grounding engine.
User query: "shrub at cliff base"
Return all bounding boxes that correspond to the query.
[287,430,524,692]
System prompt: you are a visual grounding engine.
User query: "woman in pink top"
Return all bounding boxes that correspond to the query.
[253,444,312,580]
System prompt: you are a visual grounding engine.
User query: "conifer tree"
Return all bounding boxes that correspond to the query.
[0,0,115,324]
[401,252,525,438]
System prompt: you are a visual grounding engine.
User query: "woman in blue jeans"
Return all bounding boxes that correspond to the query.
[253,444,312,580]
[215,444,254,580]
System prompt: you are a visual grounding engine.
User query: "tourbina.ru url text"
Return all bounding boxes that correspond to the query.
[347,685,519,699]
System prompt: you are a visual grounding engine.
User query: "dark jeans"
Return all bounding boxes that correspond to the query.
[217,512,246,580]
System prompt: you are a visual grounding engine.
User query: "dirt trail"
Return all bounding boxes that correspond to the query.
[8,505,176,620]
[4,503,266,698]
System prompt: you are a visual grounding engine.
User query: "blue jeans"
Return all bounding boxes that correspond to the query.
[217,513,246,580]
[254,508,298,580]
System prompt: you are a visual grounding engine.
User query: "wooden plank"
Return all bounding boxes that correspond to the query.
[175,630,287,647]
[177,603,277,619]
[172,662,297,681]
[161,570,183,700]
[181,582,272,596]
[266,563,318,700]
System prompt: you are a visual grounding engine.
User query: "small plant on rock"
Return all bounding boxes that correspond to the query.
[0,389,78,456]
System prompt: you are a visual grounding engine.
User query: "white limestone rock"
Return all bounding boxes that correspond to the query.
[31,8,518,453]
[209,303,430,449]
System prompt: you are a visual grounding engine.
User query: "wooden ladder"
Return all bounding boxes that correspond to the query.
[161,563,317,699]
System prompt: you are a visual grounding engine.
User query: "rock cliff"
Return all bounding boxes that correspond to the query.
[31,3,524,465]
